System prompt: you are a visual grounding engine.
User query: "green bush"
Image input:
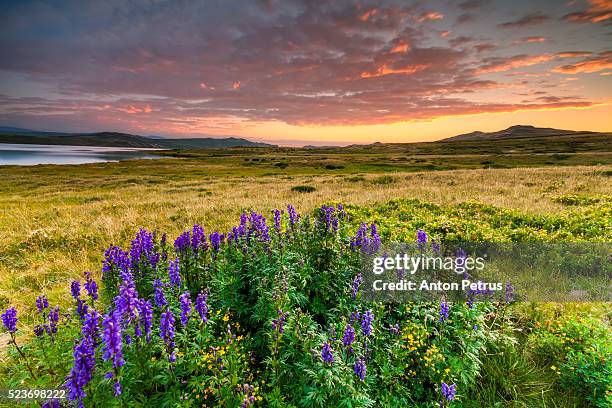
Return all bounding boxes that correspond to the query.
[291,185,317,193]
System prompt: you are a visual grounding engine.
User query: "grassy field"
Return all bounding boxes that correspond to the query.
[0,137,611,407]
[1,136,611,314]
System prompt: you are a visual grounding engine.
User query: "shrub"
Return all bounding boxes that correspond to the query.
[291,185,316,193]
[0,205,501,407]
[371,176,396,185]
[561,343,612,408]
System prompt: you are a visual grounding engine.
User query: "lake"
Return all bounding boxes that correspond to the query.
[0,143,164,165]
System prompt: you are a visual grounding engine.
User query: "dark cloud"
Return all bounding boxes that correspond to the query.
[456,13,477,24]
[458,0,491,10]
[498,13,550,28]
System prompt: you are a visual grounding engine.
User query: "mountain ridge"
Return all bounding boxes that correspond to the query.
[0,128,275,148]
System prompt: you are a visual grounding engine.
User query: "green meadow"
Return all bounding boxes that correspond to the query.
[0,135,610,407]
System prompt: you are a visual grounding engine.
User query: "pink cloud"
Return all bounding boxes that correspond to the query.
[477,54,554,74]
[553,51,612,74]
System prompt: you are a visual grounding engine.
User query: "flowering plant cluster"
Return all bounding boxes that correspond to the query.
[1,202,607,407]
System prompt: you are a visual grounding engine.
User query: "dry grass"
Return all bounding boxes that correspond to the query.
[0,164,610,314]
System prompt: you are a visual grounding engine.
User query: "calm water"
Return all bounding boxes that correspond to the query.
[0,143,164,165]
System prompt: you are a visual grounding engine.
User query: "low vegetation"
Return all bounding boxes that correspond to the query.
[0,139,610,406]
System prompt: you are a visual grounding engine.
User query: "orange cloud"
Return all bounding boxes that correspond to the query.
[440,30,450,38]
[119,105,152,114]
[360,64,429,78]
[477,54,554,74]
[415,11,444,22]
[232,81,241,89]
[512,36,547,45]
[390,41,410,54]
[358,8,378,21]
[555,51,593,58]
[552,51,612,74]
[563,0,612,23]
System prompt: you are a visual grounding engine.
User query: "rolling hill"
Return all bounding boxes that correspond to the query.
[0,128,275,148]
[442,125,599,142]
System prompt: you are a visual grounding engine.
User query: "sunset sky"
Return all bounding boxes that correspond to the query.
[0,0,610,145]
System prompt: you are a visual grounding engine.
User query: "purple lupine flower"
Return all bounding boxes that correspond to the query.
[114,272,138,321]
[36,295,49,313]
[351,223,368,252]
[505,282,515,303]
[47,306,60,335]
[456,248,467,260]
[241,396,255,408]
[153,279,167,307]
[321,342,334,364]
[114,380,122,397]
[441,382,456,401]
[230,211,248,241]
[328,326,337,341]
[102,245,130,274]
[369,224,381,253]
[1,307,18,333]
[319,205,336,232]
[439,302,449,322]
[139,299,153,342]
[209,231,221,252]
[160,233,167,247]
[337,203,346,218]
[271,309,288,334]
[360,310,374,336]
[248,211,271,244]
[174,231,191,253]
[41,399,61,408]
[389,324,400,335]
[342,324,355,346]
[432,242,441,255]
[71,281,81,301]
[287,204,299,228]
[160,309,176,362]
[354,357,367,381]
[66,337,96,407]
[76,300,88,320]
[195,292,209,323]
[351,273,363,300]
[417,229,427,248]
[191,224,206,252]
[273,209,282,234]
[81,309,101,346]
[34,325,45,337]
[332,217,339,232]
[168,259,181,288]
[84,271,99,302]
[129,228,158,269]
[473,324,478,331]
[179,292,192,327]
[350,223,380,254]
[102,310,124,370]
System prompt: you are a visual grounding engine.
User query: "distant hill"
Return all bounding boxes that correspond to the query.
[0,128,275,148]
[442,125,599,142]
